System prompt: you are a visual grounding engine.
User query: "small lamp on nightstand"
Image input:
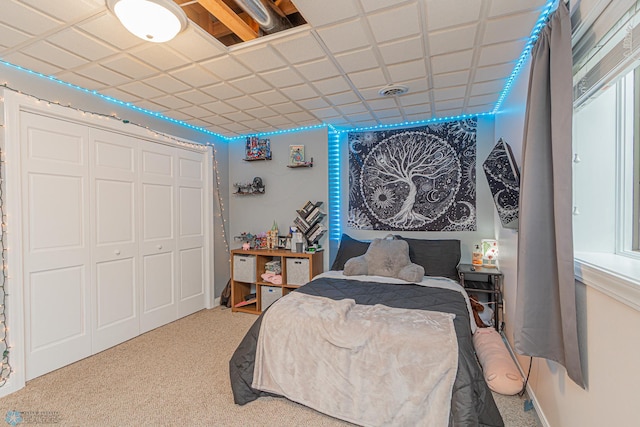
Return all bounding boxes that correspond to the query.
[482,239,499,268]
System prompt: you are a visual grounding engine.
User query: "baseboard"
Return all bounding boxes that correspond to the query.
[500,332,551,427]
[213,297,220,307]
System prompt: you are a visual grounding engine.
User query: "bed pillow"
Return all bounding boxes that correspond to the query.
[395,237,461,280]
[330,234,370,271]
[343,238,425,282]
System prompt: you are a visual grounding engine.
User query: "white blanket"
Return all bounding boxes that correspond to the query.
[252,291,459,427]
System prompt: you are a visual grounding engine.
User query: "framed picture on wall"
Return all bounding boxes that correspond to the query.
[245,137,272,160]
[289,145,305,165]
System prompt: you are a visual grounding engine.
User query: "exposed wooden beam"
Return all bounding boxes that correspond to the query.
[275,0,297,16]
[196,0,258,41]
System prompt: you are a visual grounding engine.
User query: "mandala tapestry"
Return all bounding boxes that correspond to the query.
[482,138,520,229]
[348,118,477,231]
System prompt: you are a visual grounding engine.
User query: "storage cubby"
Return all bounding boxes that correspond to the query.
[230,248,323,314]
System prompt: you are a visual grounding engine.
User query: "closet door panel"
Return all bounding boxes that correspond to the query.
[21,112,92,380]
[139,141,177,332]
[90,129,139,353]
[176,150,206,318]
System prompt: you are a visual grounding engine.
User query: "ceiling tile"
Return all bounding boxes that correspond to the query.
[294,58,341,81]
[55,71,104,90]
[430,50,473,74]
[259,67,304,88]
[228,75,272,93]
[271,103,303,114]
[468,93,498,107]
[425,0,482,32]
[0,0,61,35]
[346,112,375,123]
[366,98,399,110]
[170,65,218,88]
[47,28,118,61]
[135,99,170,112]
[252,90,289,105]
[434,85,466,101]
[428,24,477,56]
[201,56,252,80]
[262,115,294,126]
[387,60,427,83]
[478,40,526,66]
[312,76,352,95]
[433,99,464,111]
[378,115,404,124]
[326,91,361,105]
[179,105,211,118]
[403,104,432,115]
[202,83,243,100]
[348,68,387,89]
[378,36,424,65]
[118,81,164,99]
[102,55,158,79]
[225,96,262,110]
[474,63,514,83]
[75,64,129,86]
[150,95,191,110]
[316,19,371,54]
[359,0,411,13]
[433,108,462,117]
[22,41,88,70]
[3,52,63,75]
[432,70,471,88]
[79,13,143,50]
[374,108,404,118]
[166,111,194,121]
[292,0,359,27]
[245,106,278,119]
[310,107,341,119]
[166,28,226,62]
[466,104,494,114]
[398,91,430,107]
[232,45,287,73]
[144,75,191,93]
[367,3,421,43]
[483,11,541,45]
[488,0,548,18]
[297,97,331,110]
[337,102,369,115]
[202,115,233,125]
[272,33,327,64]
[201,101,236,115]
[0,22,31,47]
[335,48,379,73]
[470,79,506,96]
[20,0,103,21]
[280,84,320,101]
[286,111,317,122]
[130,44,191,71]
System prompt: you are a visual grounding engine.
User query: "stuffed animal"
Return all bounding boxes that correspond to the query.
[343,237,425,282]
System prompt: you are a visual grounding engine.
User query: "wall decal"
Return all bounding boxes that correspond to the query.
[348,119,477,231]
[482,138,520,229]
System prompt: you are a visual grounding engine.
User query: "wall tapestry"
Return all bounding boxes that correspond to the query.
[348,118,477,231]
[482,138,520,229]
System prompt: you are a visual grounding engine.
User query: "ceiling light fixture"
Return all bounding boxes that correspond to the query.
[106,0,188,43]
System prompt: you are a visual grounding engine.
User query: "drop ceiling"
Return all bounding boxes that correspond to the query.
[0,0,549,137]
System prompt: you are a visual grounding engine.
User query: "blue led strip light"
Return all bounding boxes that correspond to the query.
[327,130,341,241]
[492,0,557,113]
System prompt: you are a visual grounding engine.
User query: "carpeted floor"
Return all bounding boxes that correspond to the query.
[0,307,541,426]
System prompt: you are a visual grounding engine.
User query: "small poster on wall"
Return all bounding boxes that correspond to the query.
[245,137,272,160]
[289,145,305,165]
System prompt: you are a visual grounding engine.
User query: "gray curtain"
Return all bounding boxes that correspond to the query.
[514,1,585,388]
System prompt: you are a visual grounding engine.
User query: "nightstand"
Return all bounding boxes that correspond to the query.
[457,264,503,331]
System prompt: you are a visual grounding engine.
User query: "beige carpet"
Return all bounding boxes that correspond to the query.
[0,307,540,426]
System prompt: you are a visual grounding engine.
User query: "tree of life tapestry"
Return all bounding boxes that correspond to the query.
[348,118,477,231]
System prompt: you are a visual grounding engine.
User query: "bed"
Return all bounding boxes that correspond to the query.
[229,235,504,427]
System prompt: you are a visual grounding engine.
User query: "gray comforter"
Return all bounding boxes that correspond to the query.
[229,277,504,427]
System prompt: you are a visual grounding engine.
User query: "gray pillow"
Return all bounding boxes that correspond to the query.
[395,237,461,280]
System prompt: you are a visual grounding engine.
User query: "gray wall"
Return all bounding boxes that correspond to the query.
[227,127,329,268]
[337,115,497,263]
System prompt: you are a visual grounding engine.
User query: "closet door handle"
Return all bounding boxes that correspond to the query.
[114,250,121,255]
[157,245,163,250]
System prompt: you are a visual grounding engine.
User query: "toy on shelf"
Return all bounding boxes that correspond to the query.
[234,177,265,195]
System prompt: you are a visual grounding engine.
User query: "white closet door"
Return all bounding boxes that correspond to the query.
[176,149,206,318]
[21,112,92,380]
[139,141,177,333]
[90,129,139,353]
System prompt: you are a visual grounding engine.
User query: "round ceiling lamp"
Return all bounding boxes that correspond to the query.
[106,0,188,43]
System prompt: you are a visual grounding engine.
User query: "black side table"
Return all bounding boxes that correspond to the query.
[457,263,503,331]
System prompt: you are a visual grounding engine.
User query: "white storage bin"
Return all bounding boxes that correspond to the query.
[260,285,283,310]
[233,254,256,283]
[286,258,310,285]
